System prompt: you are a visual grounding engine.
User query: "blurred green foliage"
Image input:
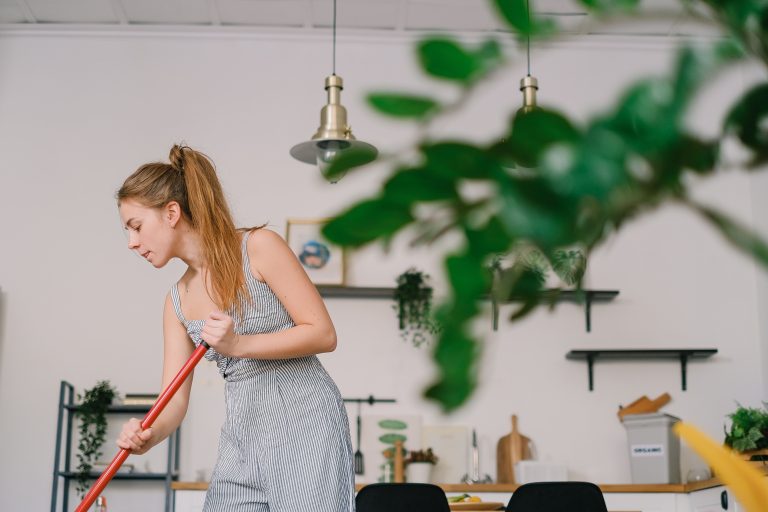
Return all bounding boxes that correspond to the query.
[322,0,768,411]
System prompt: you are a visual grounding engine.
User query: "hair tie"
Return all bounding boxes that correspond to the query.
[174,145,187,172]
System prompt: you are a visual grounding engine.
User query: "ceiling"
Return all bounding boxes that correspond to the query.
[0,0,721,38]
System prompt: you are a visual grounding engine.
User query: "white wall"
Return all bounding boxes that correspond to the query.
[0,27,765,511]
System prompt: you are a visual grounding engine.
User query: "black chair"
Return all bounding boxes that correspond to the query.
[356,483,451,512]
[505,481,609,512]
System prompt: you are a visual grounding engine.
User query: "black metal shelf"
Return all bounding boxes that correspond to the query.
[317,286,395,299]
[317,286,619,333]
[51,381,180,512]
[56,471,177,480]
[566,348,718,391]
[492,289,619,332]
[64,404,152,413]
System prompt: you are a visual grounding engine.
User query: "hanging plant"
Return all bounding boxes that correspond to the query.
[75,380,118,498]
[394,268,439,347]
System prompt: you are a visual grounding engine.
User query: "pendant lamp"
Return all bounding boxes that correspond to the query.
[518,0,539,115]
[290,0,377,183]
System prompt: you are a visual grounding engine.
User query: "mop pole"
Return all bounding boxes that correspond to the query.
[75,341,210,512]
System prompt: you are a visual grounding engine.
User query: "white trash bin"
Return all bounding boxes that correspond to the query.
[622,413,681,484]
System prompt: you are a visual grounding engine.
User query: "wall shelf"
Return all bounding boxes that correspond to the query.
[492,289,619,332]
[317,286,394,299]
[318,286,619,333]
[566,349,718,391]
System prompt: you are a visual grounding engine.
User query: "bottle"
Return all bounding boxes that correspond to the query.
[94,495,107,512]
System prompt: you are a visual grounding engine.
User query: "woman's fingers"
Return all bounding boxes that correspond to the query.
[116,418,152,453]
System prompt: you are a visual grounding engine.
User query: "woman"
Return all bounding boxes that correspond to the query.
[116,144,355,511]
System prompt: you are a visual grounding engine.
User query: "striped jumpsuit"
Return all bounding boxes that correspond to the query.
[170,231,356,511]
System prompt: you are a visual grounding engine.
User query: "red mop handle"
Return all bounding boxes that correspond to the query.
[75,341,210,512]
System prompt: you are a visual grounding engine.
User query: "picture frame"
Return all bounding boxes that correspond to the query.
[286,218,346,286]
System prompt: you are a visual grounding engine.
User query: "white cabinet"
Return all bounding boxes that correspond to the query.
[689,485,741,512]
[603,492,684,512]
[174,489,206,512]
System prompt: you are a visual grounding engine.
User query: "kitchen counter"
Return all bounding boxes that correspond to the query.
[173,479,743,512]
[172,478,724,493]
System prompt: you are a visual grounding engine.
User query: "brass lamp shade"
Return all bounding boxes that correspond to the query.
[290,74,377,182]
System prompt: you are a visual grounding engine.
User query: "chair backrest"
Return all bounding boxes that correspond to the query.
[356,483,451,512]
[505,481,609,512]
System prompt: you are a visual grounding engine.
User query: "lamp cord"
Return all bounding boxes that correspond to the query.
[332,0,337,75]
[526,0,531,76]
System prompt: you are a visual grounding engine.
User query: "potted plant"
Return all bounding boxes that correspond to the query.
[75,380,118,497]
[394,268,439,347]
[405,448,438,483]
[724,402,768,466]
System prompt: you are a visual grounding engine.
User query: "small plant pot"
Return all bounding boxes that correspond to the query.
[406,462,433,483]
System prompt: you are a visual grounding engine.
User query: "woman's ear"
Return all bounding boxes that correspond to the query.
[165,201,182,228]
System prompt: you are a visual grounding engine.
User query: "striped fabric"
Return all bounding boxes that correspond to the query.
[170,230,355,511]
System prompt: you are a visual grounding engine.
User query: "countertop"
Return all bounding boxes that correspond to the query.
[171,478,725,493]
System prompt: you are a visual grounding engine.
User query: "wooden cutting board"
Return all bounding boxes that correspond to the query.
[496,414,531,484]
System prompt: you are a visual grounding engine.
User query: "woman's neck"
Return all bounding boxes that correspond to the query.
[175,225,206,272]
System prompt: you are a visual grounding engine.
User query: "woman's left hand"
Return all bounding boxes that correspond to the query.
[202,311,240,357]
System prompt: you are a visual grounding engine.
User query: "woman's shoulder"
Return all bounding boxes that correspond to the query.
[244,226,286,250]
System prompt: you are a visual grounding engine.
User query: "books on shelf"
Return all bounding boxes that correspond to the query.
[122,393,158,406]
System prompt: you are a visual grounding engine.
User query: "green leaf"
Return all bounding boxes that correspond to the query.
[695,204,768,271]
[506,108,581,167]
[383,168,458,206]
[475,38,503,65]
[464,216,513,257]
[496,177,577,248]
[608,78,679,153]
[323,199,414,247]
[552,249,587,286]
[322,146,378,181]
[446,253,489,305]
[423,142,500,179]
[417,38,481,83]
[667,136,720,176]
[577,0,639,13]
[724,83,768,154]
[492,0,557,36]
[367,92,441,119]
[424,328,477,411]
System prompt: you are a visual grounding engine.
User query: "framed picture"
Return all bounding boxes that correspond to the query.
[286,218,346,286]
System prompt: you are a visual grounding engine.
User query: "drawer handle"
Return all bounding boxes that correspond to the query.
[721,489,728,510]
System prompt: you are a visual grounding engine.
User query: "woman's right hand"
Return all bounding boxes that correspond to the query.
[116,418,154,454]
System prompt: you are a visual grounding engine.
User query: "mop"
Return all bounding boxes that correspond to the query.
[75,341,210,512]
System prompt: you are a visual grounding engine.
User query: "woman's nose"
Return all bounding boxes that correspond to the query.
[127,232,139,249]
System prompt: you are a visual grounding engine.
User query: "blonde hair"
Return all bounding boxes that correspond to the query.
[117,145,247,313]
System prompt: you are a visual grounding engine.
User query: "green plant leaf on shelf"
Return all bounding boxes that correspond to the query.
[552,249,587,286]
[75,380,118,498]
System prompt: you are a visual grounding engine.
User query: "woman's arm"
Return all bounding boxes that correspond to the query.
[117,293,194,453]
[201,229,337,359]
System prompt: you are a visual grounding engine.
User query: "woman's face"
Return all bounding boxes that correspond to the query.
[118,199,178,268]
